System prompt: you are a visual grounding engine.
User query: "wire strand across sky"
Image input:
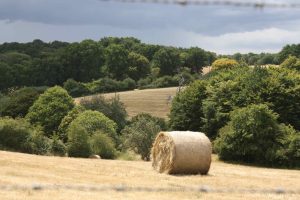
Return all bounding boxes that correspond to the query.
[98,0,300,9]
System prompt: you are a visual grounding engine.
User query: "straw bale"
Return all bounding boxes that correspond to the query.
[151,131,211,174]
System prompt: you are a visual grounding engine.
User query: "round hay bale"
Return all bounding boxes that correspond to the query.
[89,154,101,159]
[151,131,212,175]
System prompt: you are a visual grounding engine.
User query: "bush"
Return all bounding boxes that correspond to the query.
[86,78,119,93]
[57,105,86,142]
[80,95,127,133]
[214,104,299,167]
[120,78,136,90]
[275,126,300,167]
[280,55,300,71]
[212,58,238,70]
[151,76,178,88]
[0,93,10,117]
[0,117,51,155]
[51,134,66,156]
[137,77,152,89]
[121,116,162,160]
[1,87,46,118]
[67,123,91,158]
[0,117,33,152]
[26,86,74,136]
[89,132,117,159]
[63,79,90,97]
[68,110,118,142]
[131,113,167,131]
[171,66,300,139]
[169,80,207,131]
[25,129,51,155]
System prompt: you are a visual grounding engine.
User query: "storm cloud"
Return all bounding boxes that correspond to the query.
[0,0,300,54]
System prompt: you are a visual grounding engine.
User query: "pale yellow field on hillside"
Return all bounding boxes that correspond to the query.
[75,87,178,119]
[0,151,299,200]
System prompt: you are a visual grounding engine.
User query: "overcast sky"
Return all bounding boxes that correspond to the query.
[0,0,300,54]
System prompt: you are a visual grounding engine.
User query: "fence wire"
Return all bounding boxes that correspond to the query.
[98,0,300,8]
[0,184,299,195]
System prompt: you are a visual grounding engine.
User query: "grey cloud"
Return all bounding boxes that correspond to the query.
[0,0,300,54]
[0,0,299,35]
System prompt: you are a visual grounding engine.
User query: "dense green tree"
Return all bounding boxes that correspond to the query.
[67,110,118,142]
[67,110,118,157]
[131,113,167,131]
[0,52,32,87]
[278,44,300,63]
[61,40,105,82]
[63,79,90,97]
[122,116,162,160]
[67,123,91,158]
[30,54,65,86]
[57,105,86,142]
[183,47,209,73]
[152,47,181,76]
[0,62,14,90]
[128,52,150,80]
[169,80,207,131]
[105,44,129,80]
[89,132,117,159]
[214,104,299,167]
[280,55,300,70]
[80,95,127,133]
[26,86,74,136]
[1,87,46,118]
[0,117,33,152]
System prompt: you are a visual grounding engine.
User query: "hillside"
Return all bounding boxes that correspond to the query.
[75,87,179,119]
[0,151,299,200]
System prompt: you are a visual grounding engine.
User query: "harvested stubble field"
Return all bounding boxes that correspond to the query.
[75,87,178,119]
[74,67,215,119]
[0,151,299,200]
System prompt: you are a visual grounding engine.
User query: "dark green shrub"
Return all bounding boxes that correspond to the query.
[0,117,32,152]
[68,110,118,142]
[131,113,167,131]
[137,77,152,89]
[86,78,119,93]
[171,66,300,139]
[26,86,74,136]
[151,76,178,88]
[121,116,161,160]
[275,126,300,167]
[57,105,86,142]
[169,80,207,131]
[214,104,299,167]
[280,55,300,71]
[63,79,90,97]
[51,134,66,156]
[1,87,46,118]
[121,78,136,90]
[0,93,10,117]
[67,123,91,158]
[80,95,127,133]
[89,132,117,159]
[25,130,51,155]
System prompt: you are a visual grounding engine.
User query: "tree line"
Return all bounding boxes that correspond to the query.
[1,37,299,94]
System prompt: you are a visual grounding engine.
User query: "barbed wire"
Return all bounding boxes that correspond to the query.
[98,0,300,8]
[0,184,300,194]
